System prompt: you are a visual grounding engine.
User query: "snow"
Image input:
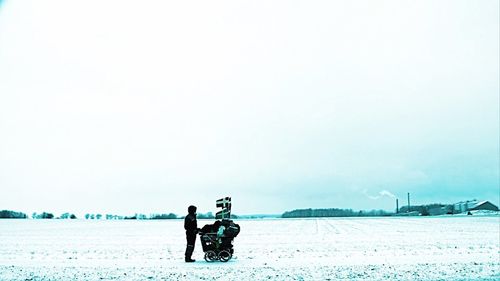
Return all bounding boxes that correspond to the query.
[0,216,499,280]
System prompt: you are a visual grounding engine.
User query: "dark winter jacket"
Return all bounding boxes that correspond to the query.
[184,213,197,235]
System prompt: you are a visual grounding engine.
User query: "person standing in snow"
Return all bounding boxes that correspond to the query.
[184,205,199,262]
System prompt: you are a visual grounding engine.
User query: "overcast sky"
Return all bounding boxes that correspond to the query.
[0,0,498,216]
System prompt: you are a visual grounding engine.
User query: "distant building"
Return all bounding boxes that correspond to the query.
[428,205,454,216]
[469,201,499,212]
[453,200,478,213]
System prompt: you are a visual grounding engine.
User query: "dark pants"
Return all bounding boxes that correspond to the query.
[185,233,196,259]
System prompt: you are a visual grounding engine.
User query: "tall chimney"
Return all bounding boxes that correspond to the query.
[407,192,411,213]
[396,199,399,214]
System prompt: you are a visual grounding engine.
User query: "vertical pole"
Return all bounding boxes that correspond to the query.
[396,199,399,214]
[407,193,410,213]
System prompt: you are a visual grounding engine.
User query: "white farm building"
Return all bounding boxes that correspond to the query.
[454,200,499,213]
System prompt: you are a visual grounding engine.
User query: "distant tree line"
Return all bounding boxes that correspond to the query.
[0,212,182,220]
[0,210,27,219]
[0,209,241,220]
[178,212,239,219]
[150,213,177,219]
[282,208,391,218]
[60,213,77,219]
[88,213,180,220]
[85,214,103,220]
[121,212,220,220]
[197,212,215,219]
[1,211,75,219]
[32,212,54,219]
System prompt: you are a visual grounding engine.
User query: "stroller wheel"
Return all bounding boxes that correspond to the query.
[218,250,232,262]
[204,251,217,262]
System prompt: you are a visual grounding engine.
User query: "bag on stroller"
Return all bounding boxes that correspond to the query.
[199,219,240,262]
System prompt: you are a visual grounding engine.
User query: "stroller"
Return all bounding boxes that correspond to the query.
[199,219,240,262]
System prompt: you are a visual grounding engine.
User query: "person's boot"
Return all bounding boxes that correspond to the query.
[185,245,195,262]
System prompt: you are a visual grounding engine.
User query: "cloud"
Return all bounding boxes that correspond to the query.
[0,0,497,214]
[363,189,397,200]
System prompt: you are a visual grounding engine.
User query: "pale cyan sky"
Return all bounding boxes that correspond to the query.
[0,0,498,216]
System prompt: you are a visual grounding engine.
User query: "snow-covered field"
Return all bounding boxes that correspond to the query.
[0,216,498,280]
